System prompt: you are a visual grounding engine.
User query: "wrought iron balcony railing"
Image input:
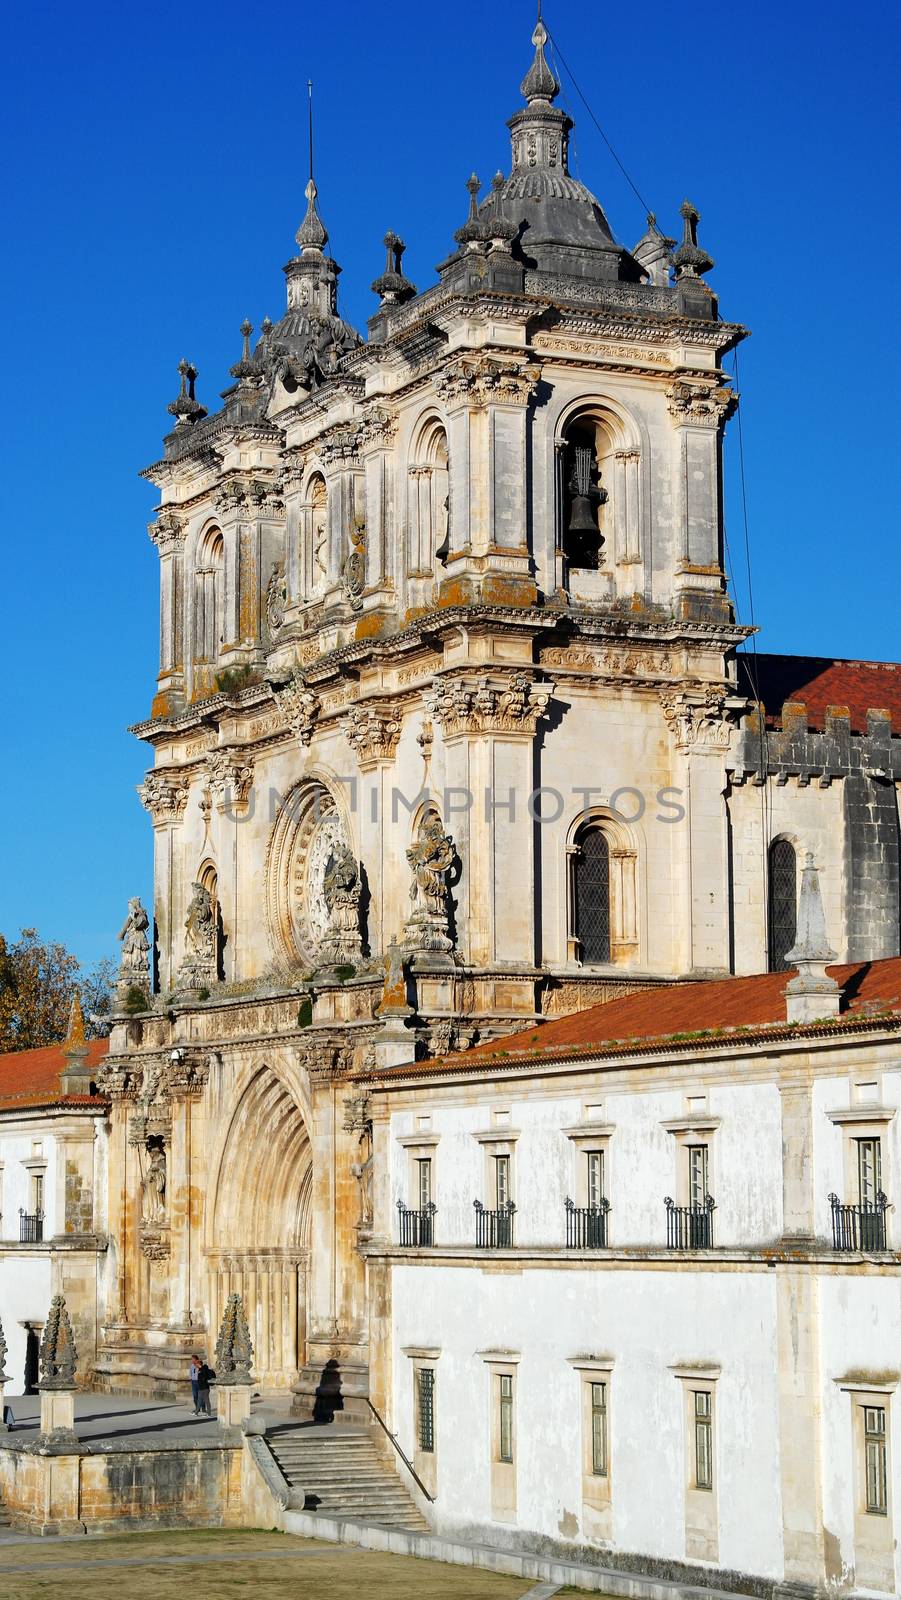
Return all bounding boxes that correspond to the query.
[565,1197,610,1248]
[665,1195,715,1249]
[474,1200,516,1248]
[397,1201,437,1247]
[19,1209,44,1244]
[829,1192,888,1252]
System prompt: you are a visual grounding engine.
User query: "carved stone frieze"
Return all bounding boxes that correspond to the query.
[270,672,320,745]
[659,686,732,750]
[139,769,189,826]
[214,476,284,517]
[356,404,398,449]
[140,1230,171,1263]
[540,645,673,679]
[433,353,540,410]
[346,701,402,768]
[207,748,254,811]
[666,379,736,427]
[424,672,554,737]
[318,425,362,466]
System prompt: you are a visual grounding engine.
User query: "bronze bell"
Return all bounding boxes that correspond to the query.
[567,444,601,532]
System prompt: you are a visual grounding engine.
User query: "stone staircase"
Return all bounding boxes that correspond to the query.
[266,1424,429,1530]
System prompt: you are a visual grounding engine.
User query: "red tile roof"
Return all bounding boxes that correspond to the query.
[388,958,901,1077]
[0,1037,109,1113]
[737,653,901,734]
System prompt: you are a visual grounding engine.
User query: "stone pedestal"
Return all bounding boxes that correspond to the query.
[217,1383,253,1428]
[39,1388,77,1441]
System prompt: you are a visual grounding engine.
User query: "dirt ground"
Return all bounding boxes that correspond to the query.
[0,1526,538,1599]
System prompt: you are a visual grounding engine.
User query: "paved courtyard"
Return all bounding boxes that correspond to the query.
[1,1389,280,1444]
[0,1528,547,1599]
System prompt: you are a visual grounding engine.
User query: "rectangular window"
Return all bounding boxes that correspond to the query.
[33,1172,45,1215]
[498,1373,514,1463]
[858,1138,882,1208]
[495,1155,511,1210]
[590,1381,608,1476]
[693,1390,713,1490]
[688,1145,709,1208]
[864,1405,887,1515]
[417,1158,432,1210]
[587,1150,605,1209]
[416,1367,435,1454]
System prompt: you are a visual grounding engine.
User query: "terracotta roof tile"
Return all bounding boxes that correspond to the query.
[0,1037,109,1113]
[394,957,901,1076]
[737,653,901,734]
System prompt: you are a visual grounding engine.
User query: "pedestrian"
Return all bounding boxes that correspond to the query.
[197,1358,215,1416]
[189,1353,201,1413]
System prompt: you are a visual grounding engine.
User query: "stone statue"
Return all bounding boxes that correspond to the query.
[177,881,217,990]
[344,1092,374,1231]
[320,844,363,965]
[117,897,151,1001]
[185,883,216,961]
[404,813,456,953]
[140,1146,167,1226]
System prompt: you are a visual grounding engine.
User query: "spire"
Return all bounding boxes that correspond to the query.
[371,231,416,305]
[454,174,489,250]
[229,319,263,382]
[296,79,329,253]
[214,1292,254,1384]
[520,16,559,104]
[784,854,841,1023]
[672,200,714,279]
[64,988,86,1054]
[39,1295,78,1389]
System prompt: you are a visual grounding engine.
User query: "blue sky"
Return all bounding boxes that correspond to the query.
[1,0,898,967]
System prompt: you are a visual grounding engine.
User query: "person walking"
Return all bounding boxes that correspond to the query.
[189,1354,201,1414]
[196,1358,215,1417]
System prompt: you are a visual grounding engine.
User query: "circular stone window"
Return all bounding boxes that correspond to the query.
[266,780,351,967]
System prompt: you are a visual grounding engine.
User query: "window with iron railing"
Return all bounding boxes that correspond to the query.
[19,1209,44,1244]
[565,1196,609,1248]
[665,1194,715,1249]
[829,1192,888,1251]
[397,1199,437,1247]
[416,1367,435,1455]
[474,1199,516,1248]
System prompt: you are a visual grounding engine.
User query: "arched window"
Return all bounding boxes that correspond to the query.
[407,419,449,576]
[572,824,611,963]
[194,527,223,662]
[301,474,328,597]
[768,839,797,971]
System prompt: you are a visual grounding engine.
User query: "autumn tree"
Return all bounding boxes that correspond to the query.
[0,929,114,1051]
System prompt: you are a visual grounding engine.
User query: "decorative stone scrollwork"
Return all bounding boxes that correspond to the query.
[357,404,398,449]
[318,425,362,466]
[341,520,366,612]
[426,1018,479,1056]
[214,476,284,517]
[270,672,320,745]
[346,701,402,768]
[433,353,541,410]
[266,562,287,635]
[666,379,736,427]
[659,686,732,750]
[139,770,189,826]
[424,672,553,737]
[207,748,254,812]
[404,813,456,953]
[147,507,186,554]
[140,1232,170,1262]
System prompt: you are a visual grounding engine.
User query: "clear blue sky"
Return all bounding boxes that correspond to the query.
[1,0,898,967]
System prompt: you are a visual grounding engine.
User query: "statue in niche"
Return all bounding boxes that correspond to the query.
[404,814,456,953]
[185,883,216,963]
[320,844,363,965]
[118,898,150,979]
[343,1092,373,1231]
[140,1145,167,1227]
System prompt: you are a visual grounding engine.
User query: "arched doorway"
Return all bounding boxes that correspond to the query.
[207,1066,312,1389]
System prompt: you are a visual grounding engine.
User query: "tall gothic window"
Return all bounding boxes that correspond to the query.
[768,838,797,971]
[194,527,223,662]
[198,861,225,982]
[407,419,449,575]
[572,825,611,964]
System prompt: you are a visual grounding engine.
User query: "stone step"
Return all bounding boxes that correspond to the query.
[265,1424,427,1532]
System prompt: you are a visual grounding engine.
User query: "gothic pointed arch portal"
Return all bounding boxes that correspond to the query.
[207,1065,312,1388]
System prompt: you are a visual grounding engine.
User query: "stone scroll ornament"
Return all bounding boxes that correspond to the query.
[214,1293,254,1385]
[404,813,456,953]
[319,843,363,965]
[117,897,151,1000]
[39,1295,78,1389]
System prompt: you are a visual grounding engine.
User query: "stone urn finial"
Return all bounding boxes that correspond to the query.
[214,1293,254,1386]
[39,1295,78,1389]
